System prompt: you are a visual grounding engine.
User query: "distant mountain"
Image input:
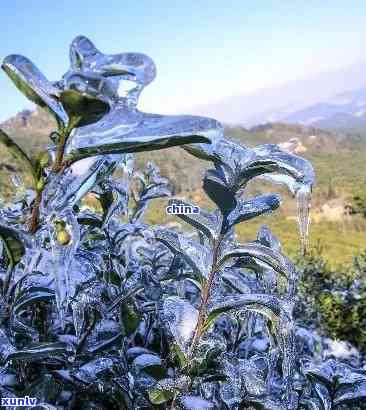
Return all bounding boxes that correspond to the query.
[191,61,366,127]
[282,88,366,133]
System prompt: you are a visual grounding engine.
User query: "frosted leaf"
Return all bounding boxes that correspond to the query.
[6,342,73,362]
[168,199,221,242]
[68,35,156,106]
[249,143,315,189]
[66,109,221,162]
[132,353,162,373]
[154,375,190,392]
[257,225,282,253]
[84,319,122,354]
[42,154,121,213]
[161,296,198,356]
[219,242,296,289]
[313,382,332,410]
[179,395,215,410]
[334,381,366,405]
[0,329,16,362]
[74,356,123,384]
[207,293,287,325]
[2,55,68,125]
[238,358,266,395]
[302,359,337,386]
[226,194,281,230]
[48,209,81,321]
[126,347,155,361]
[155,229,212,281]
[221,269,254,294]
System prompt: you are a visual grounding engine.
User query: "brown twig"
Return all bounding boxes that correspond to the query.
[188,234,222,359]
[52,131,69,173]
[28,189,42,234]
[52,118,79,173]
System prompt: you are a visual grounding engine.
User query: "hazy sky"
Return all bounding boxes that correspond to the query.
[1,1,365,121]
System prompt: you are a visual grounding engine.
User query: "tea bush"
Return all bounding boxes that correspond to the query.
[0,36,365,410]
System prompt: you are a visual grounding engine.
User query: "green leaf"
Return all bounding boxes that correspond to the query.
[120,300,140,337]
[143,364,166,380]
[7,342,72,362]
[2,54,68,126]
[334,381,366,405]
[205,293,286,330]
[12,287,55,314]
[0,224,29,265]
[148,387,175,405]
[219,242,295,281]
[0,128,36,186]
[171,343,188,369]
[59,90,110,127]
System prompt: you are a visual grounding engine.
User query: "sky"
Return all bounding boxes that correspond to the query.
[0,1,365,121]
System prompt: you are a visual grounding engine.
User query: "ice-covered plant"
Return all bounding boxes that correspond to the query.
[0,36,365,410]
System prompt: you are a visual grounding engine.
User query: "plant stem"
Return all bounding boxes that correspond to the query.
[188,234,222,359]
[52,118,79,173]
[52,128,70,173]
[28,189,42,234]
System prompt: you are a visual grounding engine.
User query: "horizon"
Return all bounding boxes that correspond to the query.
[1,1,366,122]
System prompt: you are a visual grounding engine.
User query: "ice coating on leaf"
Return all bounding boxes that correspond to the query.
[218,242,297,295]
[48,209,81,322]
[185,137,315,191]
[154,375,191,392]
[58,38,223,162]
[68,35,156,105]
[75,357,122,384]
[1,55,68,125]
[334,381,366,405]
[168,199,221,242]
[219,359,244,409]
[130,162,172,222]
[155,229,212,280]
[7,342,73,362]
[71,282,108,338]
[250,143,315,189]
[208,293,287,324]
[42,154,121,213]
[161,296,198,355]
[133,353,162,372]
[65,109,221,162]
[238,358,266,396]
[185,136,315,257]
[313,383,332,410]
[226,194,281,230]
[0,329,16,361]
[179,395,215,409]
[257,225,282,253]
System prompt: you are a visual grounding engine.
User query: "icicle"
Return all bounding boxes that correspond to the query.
[295,183,312,257]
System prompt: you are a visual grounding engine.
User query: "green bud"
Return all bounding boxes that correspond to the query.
[57,230,71,245]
